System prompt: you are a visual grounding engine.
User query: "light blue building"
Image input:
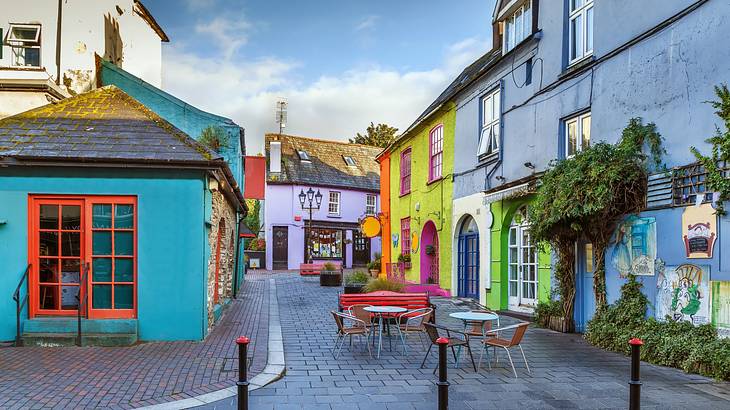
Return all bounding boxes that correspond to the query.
[0,84,247,345]
[448,0,730,331]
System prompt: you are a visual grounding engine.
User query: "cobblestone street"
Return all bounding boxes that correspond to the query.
[0,275,270,409]
[203,273,730,410]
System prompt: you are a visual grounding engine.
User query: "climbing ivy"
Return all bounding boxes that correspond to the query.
[528,118,664,329]
[691,84,730,215]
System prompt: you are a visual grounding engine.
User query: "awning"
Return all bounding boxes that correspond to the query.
[483,182,530,204]
[238,222,257,238]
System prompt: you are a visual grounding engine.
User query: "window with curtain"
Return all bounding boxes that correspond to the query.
[401,218,411,255]
[400,148,412,195]
[429,124,444,181]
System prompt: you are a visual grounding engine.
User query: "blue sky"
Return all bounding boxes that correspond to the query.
[145,0,496,152]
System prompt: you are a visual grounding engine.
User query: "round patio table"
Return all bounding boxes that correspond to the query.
[364,306,407,358]
[449,311,499,366]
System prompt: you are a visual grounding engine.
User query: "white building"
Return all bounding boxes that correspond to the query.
[0,0,168,118]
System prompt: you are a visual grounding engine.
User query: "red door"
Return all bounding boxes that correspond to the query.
[29,196,137,319]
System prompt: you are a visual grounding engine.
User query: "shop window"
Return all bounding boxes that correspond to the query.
[307,228,343,259]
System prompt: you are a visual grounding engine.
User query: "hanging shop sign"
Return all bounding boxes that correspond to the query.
[682,203,717,258]
[360,215,381,238]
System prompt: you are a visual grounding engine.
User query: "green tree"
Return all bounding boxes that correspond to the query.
[350,122,398,147]
[691,84,730,214]
[198,125,231,153]
[244,199,261,235]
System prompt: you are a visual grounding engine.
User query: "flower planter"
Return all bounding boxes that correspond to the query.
[320,270,342,287]
[547,316,572,333]
[343,283,366,294]
[369,269,379,277]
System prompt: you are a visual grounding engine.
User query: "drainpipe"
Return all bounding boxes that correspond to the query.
[55,0,62,85]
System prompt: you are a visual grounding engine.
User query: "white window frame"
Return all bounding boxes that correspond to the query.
[7,24,42,67]
[478,88,501,158]
[365,194,376,215]
[568,0,593,65]
[328,191,341,216]
[343,156,356,167]
[564,111,591,158]
[297,150,310,161]
[502,1,532,54]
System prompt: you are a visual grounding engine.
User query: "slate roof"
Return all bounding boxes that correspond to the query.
[266,133,381,192]
[0,85,220,165]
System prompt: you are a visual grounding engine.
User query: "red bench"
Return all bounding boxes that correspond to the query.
[300,262,343,276]
[338,291,436,322]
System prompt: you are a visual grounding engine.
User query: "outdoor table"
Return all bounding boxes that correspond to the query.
[449,311,499,366]
[364,305,407,358]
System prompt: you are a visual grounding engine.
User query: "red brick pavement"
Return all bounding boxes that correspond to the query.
[0,275,270,410]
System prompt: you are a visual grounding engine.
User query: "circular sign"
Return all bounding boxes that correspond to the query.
[361,216,381,238]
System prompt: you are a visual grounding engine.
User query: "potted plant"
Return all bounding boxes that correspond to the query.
[367,253,382,277]
[344,271,370,294]
[397,253,411,270]
[244,238,266,269]
[319,262,342,286]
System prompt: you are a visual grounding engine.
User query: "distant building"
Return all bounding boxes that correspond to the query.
[264,134,382,270]
[0,86,245,344]
[0,0,167,118]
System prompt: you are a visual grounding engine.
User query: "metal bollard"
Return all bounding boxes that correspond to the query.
[628,338,643,410]
[236,336,250,410]
[436,337,449,410]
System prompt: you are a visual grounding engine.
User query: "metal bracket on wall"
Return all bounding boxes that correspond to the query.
[0,220,6,225]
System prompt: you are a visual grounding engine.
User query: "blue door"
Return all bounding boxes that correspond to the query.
[575,241,596,332]
[457,216,480,299]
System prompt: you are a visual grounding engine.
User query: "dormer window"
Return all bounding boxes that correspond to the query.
[503,1,532,53]
[343,156,356,167]
[297,150,310,161]
[6,24,41,67]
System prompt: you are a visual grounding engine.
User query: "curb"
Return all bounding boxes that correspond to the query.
[136,278,284,409]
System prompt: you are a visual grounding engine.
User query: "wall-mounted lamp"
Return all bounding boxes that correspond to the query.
[524,162,535,170]
[414,202,420,212]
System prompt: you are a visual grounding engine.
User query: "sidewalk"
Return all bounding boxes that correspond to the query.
[0,274,270,410]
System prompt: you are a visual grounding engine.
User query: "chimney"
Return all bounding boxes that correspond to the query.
[269,141,282,173]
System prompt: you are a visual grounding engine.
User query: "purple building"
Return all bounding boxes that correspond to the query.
[264,134,382,270]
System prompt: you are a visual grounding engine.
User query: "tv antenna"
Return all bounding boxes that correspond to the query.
[275,99,287,134]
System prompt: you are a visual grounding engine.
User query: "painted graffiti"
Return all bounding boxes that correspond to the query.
[656,264,710,325]
[611,215,657,277]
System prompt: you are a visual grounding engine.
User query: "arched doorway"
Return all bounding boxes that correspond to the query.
[420,221,439,284]
[507,206,538,310]
[457,216,479,299]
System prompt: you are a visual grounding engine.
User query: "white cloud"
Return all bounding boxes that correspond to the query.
[355,15,379,32]
[195,16,252,60]
[162,37,489,154]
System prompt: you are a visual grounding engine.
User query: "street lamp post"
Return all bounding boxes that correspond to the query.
[298,187,323,263]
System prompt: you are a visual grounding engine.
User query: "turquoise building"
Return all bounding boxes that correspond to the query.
[0,85,246,344]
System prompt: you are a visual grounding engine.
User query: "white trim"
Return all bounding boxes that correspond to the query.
[452,193,491,306]
[564,111,591,158]
[568,0,594,65]
[328,191,341,216]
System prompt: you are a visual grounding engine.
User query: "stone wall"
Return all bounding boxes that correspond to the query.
[206,189,237,330]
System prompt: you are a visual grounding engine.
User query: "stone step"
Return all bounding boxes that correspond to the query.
[23,318,137,334]
[21,332,138,347]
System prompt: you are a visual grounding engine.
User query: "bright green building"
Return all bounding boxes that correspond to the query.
[379,102,455,295]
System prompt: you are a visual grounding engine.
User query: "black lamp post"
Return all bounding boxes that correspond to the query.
[299,187,323,263]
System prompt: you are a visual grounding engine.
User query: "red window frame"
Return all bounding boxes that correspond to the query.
[429,124,444,182]
[401,217,411,255]
[400,148,412,196]
[28,195,137,320]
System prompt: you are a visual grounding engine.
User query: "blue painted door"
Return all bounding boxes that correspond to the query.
[457,233,479,299]
[575,241,596,332]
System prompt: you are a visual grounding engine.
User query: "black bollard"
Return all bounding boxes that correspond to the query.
[436,337,449,410]
[236,336,250,410]
[628,338,643,410]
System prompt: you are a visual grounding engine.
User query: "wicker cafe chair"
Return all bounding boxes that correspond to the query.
[395,307,433,354]
[420,323,477,373]
[478,322,531,377]
[331,311,372,359]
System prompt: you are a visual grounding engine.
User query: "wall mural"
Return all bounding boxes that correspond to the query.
[611,215,657,277]
[656,264,710,325]
[682,203,717,258]
[711,281,730,338]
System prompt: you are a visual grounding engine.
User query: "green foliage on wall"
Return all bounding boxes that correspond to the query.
[199,125,231,153]
[528,118,664,328]
[691,84,730,215]
[586,276,730,380]
[244,199,261,235]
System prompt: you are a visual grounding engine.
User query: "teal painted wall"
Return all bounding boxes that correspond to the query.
[0,167,208,342]
[98,60,245,187]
